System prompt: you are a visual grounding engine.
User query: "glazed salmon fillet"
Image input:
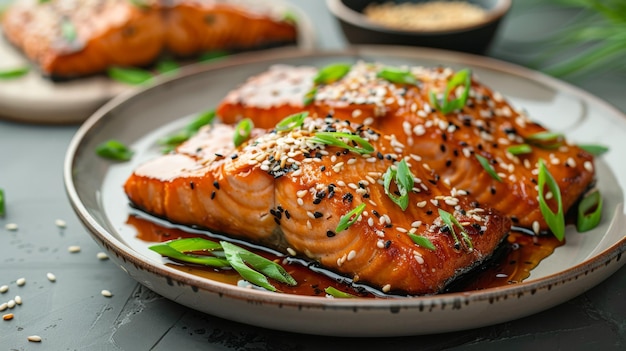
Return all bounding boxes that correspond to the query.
[217,62,596,233]
[124,118,511,295]
[1,0,297,78]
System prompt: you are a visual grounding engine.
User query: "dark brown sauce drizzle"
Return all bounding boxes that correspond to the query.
[127,213,564,298]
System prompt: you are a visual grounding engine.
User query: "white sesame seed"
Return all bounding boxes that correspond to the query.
[368,217,374,227]
[416,201,427,208]
[0,303,7,312]
[97,252,109,260]
[5,223,18,231]
[287,247,297,256]
[347,250,356,261]
[55,219,67,228]
[27,335,42,342]
[396,227,408,233]
[101,290,113,298]
[16,278,25,287]
[297,198,304,206]
[532,221,540,235]
[382,284,391,293]
[584,161,593,172]
[0,285,7,293]
[377,240,385,248]
[414,254,425,265]
[7,300,15,309]
[68,245,81,253]
[411,221,422,228]
[306,220,312,230]
[566,157,576,168]
[14,296,21,305]
[46,272,56,282]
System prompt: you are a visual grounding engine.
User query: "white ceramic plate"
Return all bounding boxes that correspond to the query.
[0,0,315,124]
[64,46,626,337]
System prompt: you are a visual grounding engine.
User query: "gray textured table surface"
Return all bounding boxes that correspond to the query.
[1,1,625,350]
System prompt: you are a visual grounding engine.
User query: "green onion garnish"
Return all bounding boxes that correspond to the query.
[313,63,351,85]
[310,132,374,155]
[325,286,357,298]
[0,67,29,80]
[376,66,417,85]
[61,18,77,42]
[537,159,565,241]
[429,68,471,114]
[438,209,473,251]
[408,233,436,251]
[221,241,297,291]
[149,238,297,292]
[383,159,414,211]
[198,51,229,63]
[577,190,603,232]
[158,109,216,151]
[129,0,149,9]
[0,188,5,217]
[282,10,298,24]
[475,154,502,182]
[525,131,564,149]
[303,87,317,106]
[506,144,532,155]
[233,118,254,146]
[149,242,230,268]
[336,203,366,232]
[275,112,307,132]
[95,139,134,161]
[107,66,153,85]
[579,144,609,156]
[155,58,180,75]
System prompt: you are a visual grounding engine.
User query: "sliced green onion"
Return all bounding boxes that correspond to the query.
[149,243,230,268]
[165,237,222,252]
[408,233,436,251]
[233,118,254,147]
[579,144,609,156]
[577,190,603,232]
[506,144,532,155]
[198,51,229,63]
[95,139,134,161]
[107,66,153,85]
[282,10,298,24]
[129,0,149,9]
[538,159,565,241]
[325,286,357,298]
[275,112,307,132]
[475,154,502,182]
[310,132,374,155]
[0,66,29,80]
[158,109,216,150]
[382,159,414,211]
[376,66,417,85]
[61,18,77,42]
[0,188,5,217]
[155,58,180,75]
[336,203,366,233]
[429,68,471,114]
[303,86,317,106]
[525,131,564,149]
[438,208,473,251]
[313,63,351,85]
[221,241,296,291]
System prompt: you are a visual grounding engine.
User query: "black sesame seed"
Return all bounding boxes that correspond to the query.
[440,144,446,152]
[511,216,519,223]
[377,152,384,160]
[490,186,496,195]
[363,193,370,199]
[313,198,322,205]
[274,217,281,225]
[372,210,380,217]
[445,160,452,167]
[210,191,216,200]
[313,211,323,219]
[426,210,433,215]
[326,230,336,237]
[215,153,223,158]
[343,193,353,203]
[453,149,459,157]
[320,165,326,172]
[531,178,537,184]
[472,223,481,230]
[231,153,238,159]
[190,181,195,190]
[213,181,220,189]
[384,240,391,248]
[285,210,291,219]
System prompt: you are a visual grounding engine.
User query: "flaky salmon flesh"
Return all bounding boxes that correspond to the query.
[217,62,596,233]
[125,119,511,295]
[1,0,297,78]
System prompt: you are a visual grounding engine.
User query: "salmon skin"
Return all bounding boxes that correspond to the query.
[1,0,297,78]
[125,118,511,295]
[217,62,596,233]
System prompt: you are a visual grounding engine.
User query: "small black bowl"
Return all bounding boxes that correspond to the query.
[326,0,511,54]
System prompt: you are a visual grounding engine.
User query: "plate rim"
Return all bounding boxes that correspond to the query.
[64,45,626,311]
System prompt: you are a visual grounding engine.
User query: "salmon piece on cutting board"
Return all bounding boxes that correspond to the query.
[124,118,511,295]
[217,62,596,233]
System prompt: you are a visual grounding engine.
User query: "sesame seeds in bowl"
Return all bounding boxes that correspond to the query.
[327,0,512,54]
